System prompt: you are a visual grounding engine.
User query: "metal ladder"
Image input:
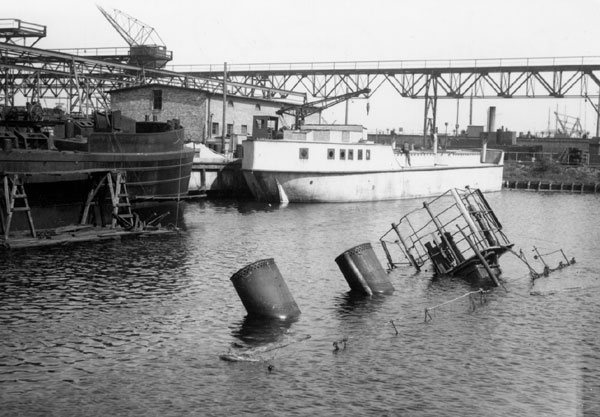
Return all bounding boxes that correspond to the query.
[1,174,36,240]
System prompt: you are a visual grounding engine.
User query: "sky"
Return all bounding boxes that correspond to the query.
[3,0,600,134]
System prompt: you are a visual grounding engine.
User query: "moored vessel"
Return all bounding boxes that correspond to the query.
[0,107,194,205]
[241,122,504,203]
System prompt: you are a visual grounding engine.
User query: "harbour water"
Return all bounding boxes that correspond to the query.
[1,191,599,416]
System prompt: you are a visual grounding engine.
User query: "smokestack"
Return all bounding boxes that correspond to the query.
[482,106,496,162]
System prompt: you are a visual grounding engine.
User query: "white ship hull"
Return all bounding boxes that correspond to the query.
[242,137,504,203]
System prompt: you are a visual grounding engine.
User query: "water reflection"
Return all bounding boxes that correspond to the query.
[1,192,599,416]
[334,291,389,319]
[230,316,298,347]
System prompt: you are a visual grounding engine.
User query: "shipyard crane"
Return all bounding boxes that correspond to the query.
[554,111,583,137]
[96,5,172,68]
[277,88,371,129]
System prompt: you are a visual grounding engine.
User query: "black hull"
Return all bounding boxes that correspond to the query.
[2,151,194,205]
[2,128,194,206]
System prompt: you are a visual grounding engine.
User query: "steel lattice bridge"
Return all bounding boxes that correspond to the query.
[177,57,600,134]
[2,37,600,133]
[175,56,600,99]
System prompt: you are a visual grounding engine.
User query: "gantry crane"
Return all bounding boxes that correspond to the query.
[276,88,371,128]
[554,112,583,137]
[96,5,172,68]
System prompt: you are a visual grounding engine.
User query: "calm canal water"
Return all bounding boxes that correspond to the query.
[1,191,599,416]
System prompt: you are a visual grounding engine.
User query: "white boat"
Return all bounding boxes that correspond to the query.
[241,124,504,203]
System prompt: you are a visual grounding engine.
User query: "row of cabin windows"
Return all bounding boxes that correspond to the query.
[211,122,248,136]
[299,148,371,160]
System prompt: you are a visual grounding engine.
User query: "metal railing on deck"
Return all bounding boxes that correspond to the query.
[380,188,511,273]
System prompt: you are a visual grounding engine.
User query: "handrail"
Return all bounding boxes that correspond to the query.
[166,55,600,73]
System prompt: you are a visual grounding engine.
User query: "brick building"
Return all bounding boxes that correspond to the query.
[109,84,314,149]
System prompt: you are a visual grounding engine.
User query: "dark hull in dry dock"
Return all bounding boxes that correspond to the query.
[1,113,194,205]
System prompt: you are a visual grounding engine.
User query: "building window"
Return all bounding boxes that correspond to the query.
[348,149,354,160]
[255,104,261,111]
[340,149,346,160]
[153,89,162,110]
[299,148,309,159]
[358,149,363,160]
[227,123,233,137]
[366,149,371,160]
[241,125,248,135]
[327,148,335,160]
[212,122,219,135]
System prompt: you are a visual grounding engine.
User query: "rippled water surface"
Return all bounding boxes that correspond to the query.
[1,191,599,416]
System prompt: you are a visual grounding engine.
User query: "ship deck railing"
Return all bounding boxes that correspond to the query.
[380,187,512,273]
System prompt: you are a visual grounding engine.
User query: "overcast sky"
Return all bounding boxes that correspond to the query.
[4,0,600,134]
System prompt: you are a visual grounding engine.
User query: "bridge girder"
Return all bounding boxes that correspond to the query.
[3,43,600,126]
[198,65,600,100]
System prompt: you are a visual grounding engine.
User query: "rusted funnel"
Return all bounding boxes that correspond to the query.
[230,258,301,319]
[335,243,395,295]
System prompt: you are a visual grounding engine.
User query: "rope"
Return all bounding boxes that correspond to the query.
[175,128,184,230]
[424,289,489,322]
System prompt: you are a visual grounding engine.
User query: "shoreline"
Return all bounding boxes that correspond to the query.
[502,160,600,184]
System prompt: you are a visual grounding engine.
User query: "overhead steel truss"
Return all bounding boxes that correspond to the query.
[0,43,305,114]
[3,41,600,135]
[182,57,600,99]
[180,57,600,135]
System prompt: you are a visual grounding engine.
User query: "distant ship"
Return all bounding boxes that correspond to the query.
[241,122,504,203]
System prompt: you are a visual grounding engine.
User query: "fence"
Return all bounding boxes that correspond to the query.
[504,151,589,165]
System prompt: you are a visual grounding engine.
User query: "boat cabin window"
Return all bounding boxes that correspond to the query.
[366,150,371,160]
[153,89,163,110]
[299,148,309,160]
[339,149,346,160]
[348,149,354,160]
[358,149,363,160]
[327,148,335,160]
